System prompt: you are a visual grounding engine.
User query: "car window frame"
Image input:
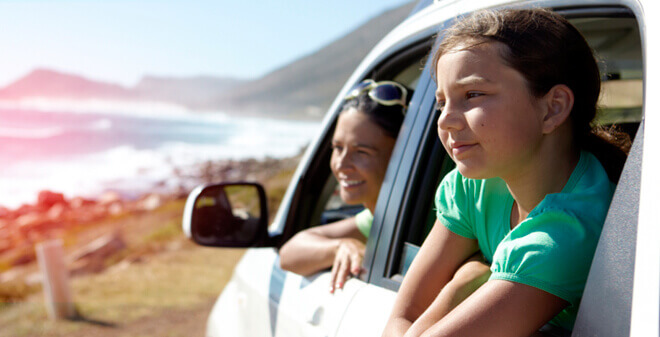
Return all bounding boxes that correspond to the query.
[365,54,439,290]
[367,3,645,292]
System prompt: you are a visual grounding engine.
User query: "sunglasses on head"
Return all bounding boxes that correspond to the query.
[343,79,408,109]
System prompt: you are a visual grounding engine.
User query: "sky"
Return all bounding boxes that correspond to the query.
[0,0,413,88]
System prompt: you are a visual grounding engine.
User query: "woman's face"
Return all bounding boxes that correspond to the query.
[435,41,546,180]
[331,109,396,212]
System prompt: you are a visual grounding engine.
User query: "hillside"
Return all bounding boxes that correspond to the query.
[214,2,417,118]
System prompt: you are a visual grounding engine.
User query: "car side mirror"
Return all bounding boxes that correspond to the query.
[182,182,270,247]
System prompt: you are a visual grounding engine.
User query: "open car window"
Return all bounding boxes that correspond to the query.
[280,39,434,242]
[377,6,643,285]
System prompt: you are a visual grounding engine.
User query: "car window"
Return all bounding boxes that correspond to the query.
[279,39,433,242]
[382,7,643,284]
[319,51,429,224]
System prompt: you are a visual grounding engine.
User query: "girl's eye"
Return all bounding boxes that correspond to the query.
[332,144,343,152]
[466,92,484,99]
[435,101,445,113]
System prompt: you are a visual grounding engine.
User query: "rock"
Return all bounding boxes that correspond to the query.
[14,204,38,218]
[46,203,68,222]
[37,190,66,210]
[138,194,162,211]
[69,233,127,276]
[70,258,106,276]
[69,197,96,209]
[107,203,124,215]
[15,212,49,231]
[70,232,126,263]
[0,206,10,218]
[99,191,121,205]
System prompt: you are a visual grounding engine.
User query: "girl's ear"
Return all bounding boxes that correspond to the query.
[541,84,574,134]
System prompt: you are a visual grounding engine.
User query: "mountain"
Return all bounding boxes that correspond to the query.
[0,2,416,119]
[0,68,136,100]
[0,69,247,107]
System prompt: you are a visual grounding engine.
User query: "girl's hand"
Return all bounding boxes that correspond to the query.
[329,238,366,293]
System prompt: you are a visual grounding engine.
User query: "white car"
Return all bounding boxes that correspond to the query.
[183,0,658,336]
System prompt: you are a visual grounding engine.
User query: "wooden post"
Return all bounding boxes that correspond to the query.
[36,239,75,320]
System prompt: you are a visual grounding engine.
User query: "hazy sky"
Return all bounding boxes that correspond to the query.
[0,0,413,87]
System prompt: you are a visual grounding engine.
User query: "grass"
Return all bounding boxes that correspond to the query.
[142,218,182,243]
[0,244,245,337]
[70,244,244,322]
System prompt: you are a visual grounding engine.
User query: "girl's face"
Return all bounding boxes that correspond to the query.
[331,110,396,211]
[435,41,546,180]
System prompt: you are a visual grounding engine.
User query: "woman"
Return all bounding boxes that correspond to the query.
[279,80,409,293]
[384,9,629,337]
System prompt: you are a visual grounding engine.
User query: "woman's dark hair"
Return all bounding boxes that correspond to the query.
[432,8,630,181]
[340,88,409,139]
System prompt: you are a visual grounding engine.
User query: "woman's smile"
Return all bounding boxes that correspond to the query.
[338,177,366,188]
[331,110,396,210]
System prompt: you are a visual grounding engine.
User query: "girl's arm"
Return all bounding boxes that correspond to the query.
[279,216,366,291]
[383,220,479,337]
[416,279,568,337]
[404,255,491,337]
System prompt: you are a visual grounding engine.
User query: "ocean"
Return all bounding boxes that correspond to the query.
[0,105,321,209]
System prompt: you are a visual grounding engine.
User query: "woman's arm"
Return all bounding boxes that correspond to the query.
[383,220,479,337]
[279,216,366,291]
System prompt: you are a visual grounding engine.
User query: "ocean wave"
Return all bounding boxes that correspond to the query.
[0,117,114,139]
[90,118,113,131]
[0,125,65,139]
[0,98,217,120]
[0,114,320,208]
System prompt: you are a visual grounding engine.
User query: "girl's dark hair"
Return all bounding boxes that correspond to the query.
[340,89,409,139]
[432,8,630,181]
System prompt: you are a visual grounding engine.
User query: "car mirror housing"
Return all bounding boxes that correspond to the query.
[182,182,270,247]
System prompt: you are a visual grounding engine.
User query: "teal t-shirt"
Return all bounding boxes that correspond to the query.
[434,151,615,330]
[355,209,373,238]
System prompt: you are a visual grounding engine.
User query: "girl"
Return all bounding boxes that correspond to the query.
[384,8,628,337]
[279,80,409,293]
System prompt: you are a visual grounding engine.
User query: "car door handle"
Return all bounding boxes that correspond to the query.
[306,305,324,326]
